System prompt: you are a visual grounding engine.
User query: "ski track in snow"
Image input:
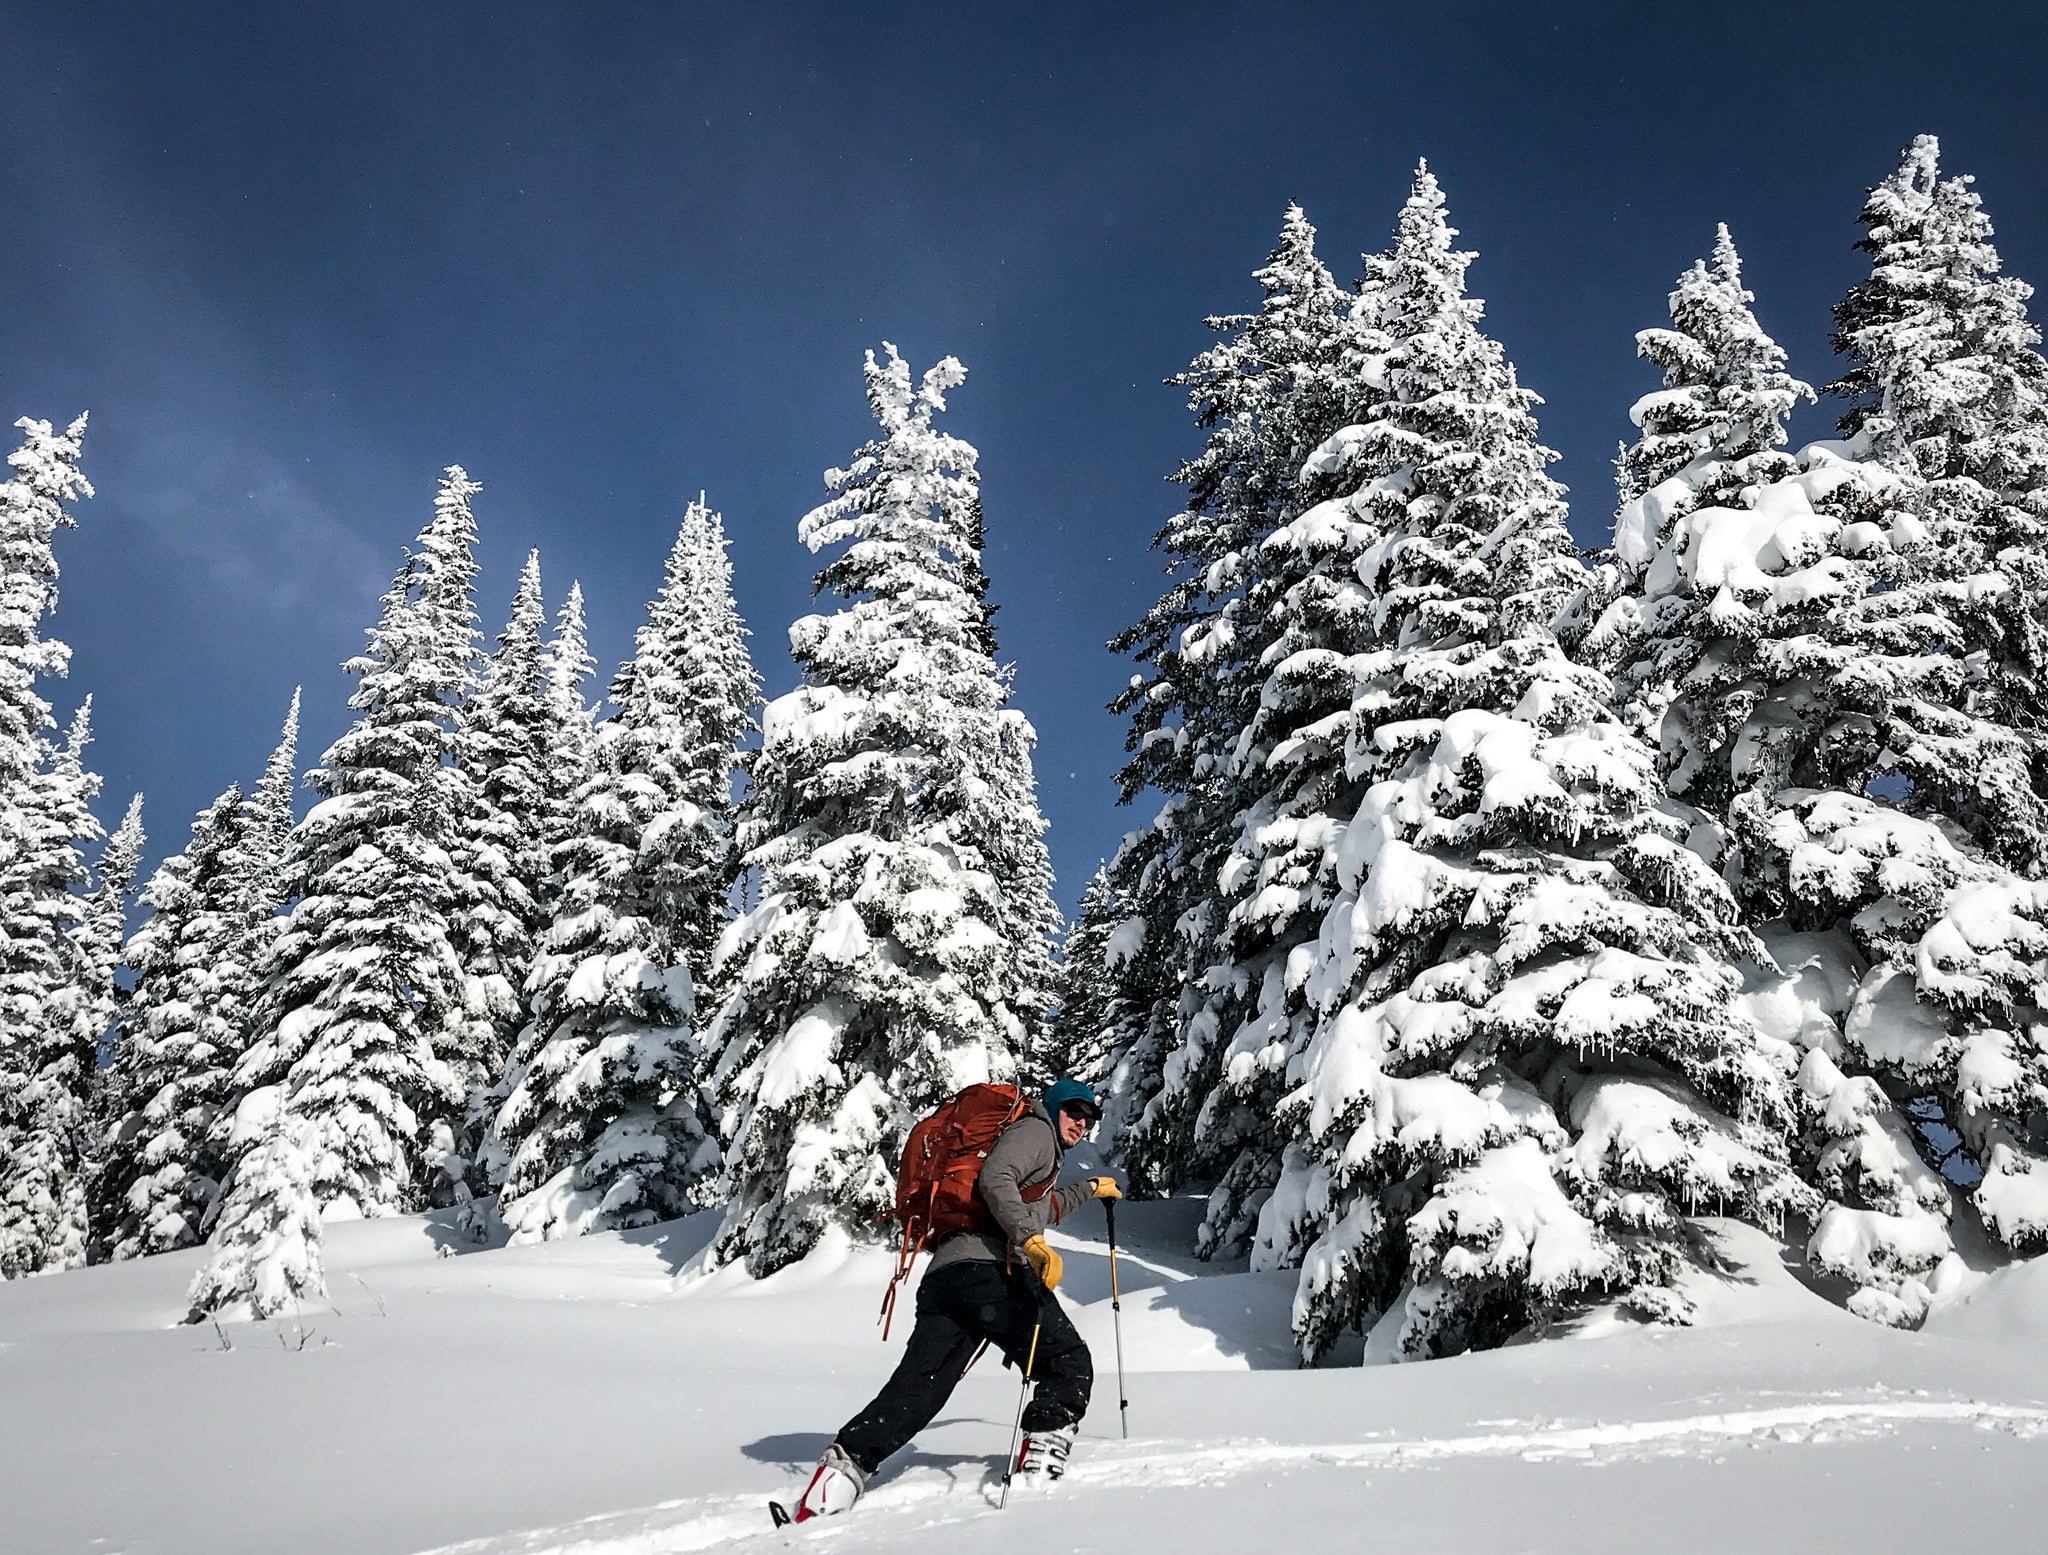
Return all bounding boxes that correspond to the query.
[409,1397,2048,1555]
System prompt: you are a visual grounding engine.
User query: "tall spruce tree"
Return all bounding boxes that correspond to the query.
[1046,864,1122,1087]
[450,551,550,1128]
[707,346,1056,1276]
[77,792,142,1257]
[1138,216,1407,1258]
[189,470,484,1319]
[1252,167,1807,1362]
[608,499,761,989]
[541,581,598,863]
[226,689,301,983]
[100,696,300,1262]
[0,414,94,1277]
[1758,135,2048,1275]
[1105,206,1353,1197]
[1828,135,2048,870]
[1,702,105,1276]
[1579,226,1815,743]
[1616,226,1816,512]
[78,793,144,1054]
[95,786,250,1259]
[488,499,756,1244]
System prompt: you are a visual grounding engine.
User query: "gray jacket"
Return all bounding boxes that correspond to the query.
[928,1099,1090,1273]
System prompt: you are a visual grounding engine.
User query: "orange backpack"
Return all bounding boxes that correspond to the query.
[879,1082,1042,1337]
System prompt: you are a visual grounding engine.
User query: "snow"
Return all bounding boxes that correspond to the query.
[751,1000,850,1112]
[3,1188,2044,1555]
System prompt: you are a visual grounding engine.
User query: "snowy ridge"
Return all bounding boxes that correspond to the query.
[413,1397,2048,1555]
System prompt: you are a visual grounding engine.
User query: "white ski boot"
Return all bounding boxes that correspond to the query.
[1013,1424,1077,1487]
[788,1442,865,1523]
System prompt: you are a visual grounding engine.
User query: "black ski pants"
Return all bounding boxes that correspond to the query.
[836,1257,1092,1476]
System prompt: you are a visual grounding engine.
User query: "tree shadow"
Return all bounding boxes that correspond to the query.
[1046,1241,1301,1369]
[614,1210,722,1276]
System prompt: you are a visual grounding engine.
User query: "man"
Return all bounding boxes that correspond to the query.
[791,1076,1121,1520]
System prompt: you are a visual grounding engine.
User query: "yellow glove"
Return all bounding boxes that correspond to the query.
[1021,1234,1063,1291]
[1086,1176,1123,1201]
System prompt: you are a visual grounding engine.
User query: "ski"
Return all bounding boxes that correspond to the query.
[768,1500,793,1528]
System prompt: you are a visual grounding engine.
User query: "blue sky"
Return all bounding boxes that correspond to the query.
[4,2,2045,909]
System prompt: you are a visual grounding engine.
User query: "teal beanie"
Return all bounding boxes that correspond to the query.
[1042,1076,1102,1120]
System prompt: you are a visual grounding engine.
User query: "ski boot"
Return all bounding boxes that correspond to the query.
[775,1442,866,1525]
[1013,1423,1076,1486]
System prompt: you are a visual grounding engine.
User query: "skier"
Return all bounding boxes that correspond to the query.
[788,1076,1121,1521]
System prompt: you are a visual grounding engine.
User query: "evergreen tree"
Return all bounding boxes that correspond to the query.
[1135,218,1405,1257]
[1575,226,1815,744]
[76,792,142,1257]
[0,415,90,788]
[1736,792,2048,1308]
[100,695,300,1262]
[226,689,301,984]
[0,702,105,1276]
[955,500,1061,1055]
[183,1087,325,1322]
[189,471,483,1318]
[0,413,94,1278]
[488,499,755,1244]
[95,787,251,1259]
[1252,167,1808,1362]
[450,551,550,1128]
[1595,142,2048,1302]
[541,581,598,863]
[1104,206,1352,1196]
[961,498,1000,660]
[1616,226,1816,512]
[1827,134,2048,871]
[78,793,143,1051]
[708,346,1054,1276]
[1046,865,1122,1087]
[608,499,761,989]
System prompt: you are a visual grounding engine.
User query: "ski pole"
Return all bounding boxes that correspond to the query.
[998,1319,1042,1510]
[1105,1196,1129,1439]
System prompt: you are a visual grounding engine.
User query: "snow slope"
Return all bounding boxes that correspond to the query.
[2,1188,2044,1555]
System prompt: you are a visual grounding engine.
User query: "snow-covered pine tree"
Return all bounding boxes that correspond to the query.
[488,498,756,1244]
[94,786,249,1260]
[189,471,484,1319]
[1046,864,1122,1087]
[97,694,301,1263]
[1091,825,1182,1149]
[0,413,95,1278]
[1617,226,1816,513]
[968,698,1061,1079]
[226,689,301,982]
[961,497,1000,661]
[1105,206,1352,1197]
[1572,226,1815,750]
[541,581,598,864]
[1253,165,1809,1363]
[949,493,1062,1070]
[78,792,144,1055]
[0,415,89,790]
[449,551,550,1140]
[1825,134,2048,872]
[608,498,761,990]
[707,346,1056,1276]
[182,1085,324,1323]
[1734,793,2048,1315]
[1141,219,1412,1260]
[1598,143,2048,1311]
[0,701,105,1276]
[76,792,142,1257]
